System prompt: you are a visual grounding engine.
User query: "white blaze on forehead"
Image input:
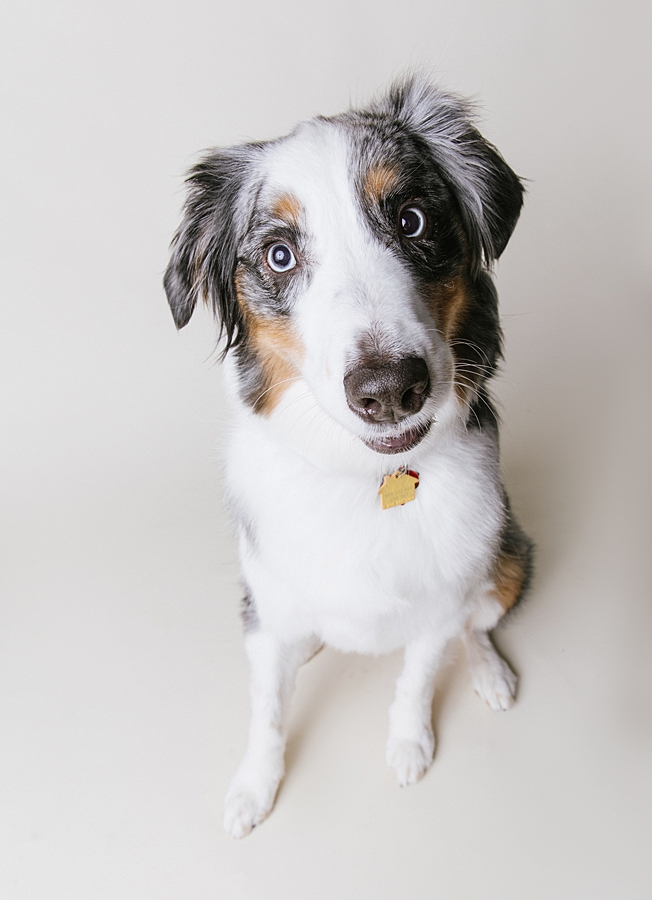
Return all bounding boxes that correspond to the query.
[261,122,363,238]
[260,121,415,317]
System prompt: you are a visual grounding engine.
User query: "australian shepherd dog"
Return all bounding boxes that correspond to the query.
[164,76,533,838]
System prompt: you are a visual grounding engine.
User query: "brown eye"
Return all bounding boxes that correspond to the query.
[267,243,296,272]
[400,206,427,238]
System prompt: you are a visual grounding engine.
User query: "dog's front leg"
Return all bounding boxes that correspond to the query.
[386,631,451,787]
[224,630,307,839]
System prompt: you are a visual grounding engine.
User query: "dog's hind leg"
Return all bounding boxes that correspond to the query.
[462,524,532,711]
[462,628,517,711]
[386,631,451,787]
[462,585,518,711]
[224,631,310,839]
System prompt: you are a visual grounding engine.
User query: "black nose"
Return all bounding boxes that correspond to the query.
[344,356,430,424]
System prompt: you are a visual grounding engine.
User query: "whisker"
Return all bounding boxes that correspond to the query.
[450,378,483,430]
[449,339,493,367]
[273,388,329,442]
[251,376,301,411]
[297,406,331,448]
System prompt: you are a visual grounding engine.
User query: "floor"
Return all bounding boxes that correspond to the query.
[1,1,650,897]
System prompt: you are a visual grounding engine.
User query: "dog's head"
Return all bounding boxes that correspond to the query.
[165,77,523,470]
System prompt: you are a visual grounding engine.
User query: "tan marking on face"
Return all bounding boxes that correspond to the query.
[491,552,526,613]
[439,276,469,342]
[270,193,302,225]
[235,272,304,416]
[363,164,400,202]
[426,276,472,403]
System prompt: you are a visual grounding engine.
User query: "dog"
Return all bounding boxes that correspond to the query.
[164,76,533,839]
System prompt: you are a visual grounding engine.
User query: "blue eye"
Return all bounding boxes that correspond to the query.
[267,243,296,272]
[400,206,427,238]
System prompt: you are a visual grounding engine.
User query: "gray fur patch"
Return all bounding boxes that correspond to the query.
[241,584,260,633]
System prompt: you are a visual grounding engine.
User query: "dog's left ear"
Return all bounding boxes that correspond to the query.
[383,77,524,268]
[447,127,524,266]
[164,144,260,350]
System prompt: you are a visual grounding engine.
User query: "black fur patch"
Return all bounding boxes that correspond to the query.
[349,125,468,285]
[365,77,524,269]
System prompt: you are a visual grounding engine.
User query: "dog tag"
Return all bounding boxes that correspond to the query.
[378,468,419,510]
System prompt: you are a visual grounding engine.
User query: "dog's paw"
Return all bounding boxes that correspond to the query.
[223,772,279,839]
[386,727,435,787]
[472,655,517,711]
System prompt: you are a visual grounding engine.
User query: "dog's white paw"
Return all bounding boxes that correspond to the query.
[223,771,280,839]
[386,727,435,787]
[472,655,517,711]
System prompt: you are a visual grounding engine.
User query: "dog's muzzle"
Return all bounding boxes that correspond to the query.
[344,356,430,425]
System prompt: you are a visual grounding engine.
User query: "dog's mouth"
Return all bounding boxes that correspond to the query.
[362,421,431,455]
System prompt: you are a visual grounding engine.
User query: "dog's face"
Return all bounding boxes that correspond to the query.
[165,79,523,470]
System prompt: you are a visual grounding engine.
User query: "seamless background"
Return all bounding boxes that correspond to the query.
[1,1,651,897]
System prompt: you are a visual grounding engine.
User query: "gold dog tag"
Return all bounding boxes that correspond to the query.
[378,468,420,510]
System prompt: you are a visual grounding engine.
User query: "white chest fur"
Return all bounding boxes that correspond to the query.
[224,406,504,655]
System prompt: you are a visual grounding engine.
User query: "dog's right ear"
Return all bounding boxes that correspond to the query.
[164,145,260,349]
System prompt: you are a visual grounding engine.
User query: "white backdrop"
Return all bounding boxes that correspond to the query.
[1,1,650,897]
